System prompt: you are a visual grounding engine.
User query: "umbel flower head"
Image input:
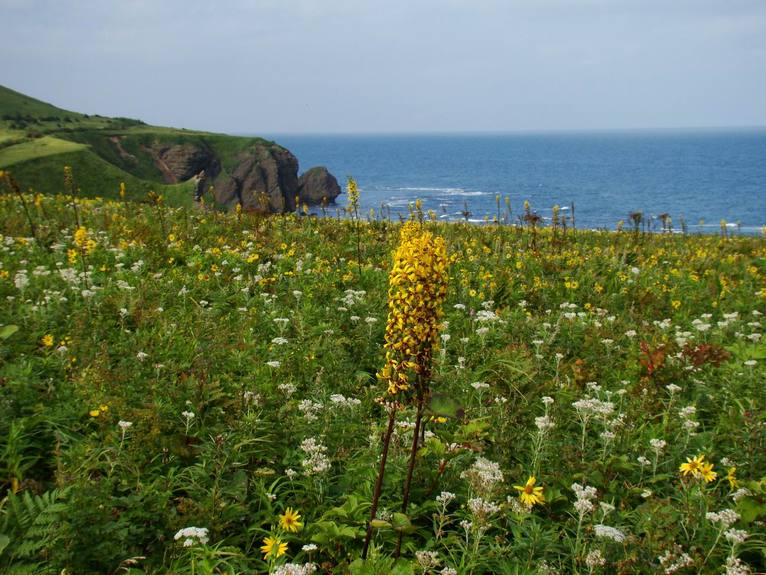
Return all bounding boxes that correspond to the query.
[378,221,449,396]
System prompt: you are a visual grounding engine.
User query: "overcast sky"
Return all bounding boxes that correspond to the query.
[2,0,765,133]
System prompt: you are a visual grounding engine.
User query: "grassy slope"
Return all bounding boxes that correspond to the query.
[0,135,86,168]
[0,85,276,205]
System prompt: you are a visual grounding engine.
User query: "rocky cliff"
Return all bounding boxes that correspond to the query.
[142,139,340,212]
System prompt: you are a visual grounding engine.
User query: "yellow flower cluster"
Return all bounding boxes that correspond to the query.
[346,177,360,214]
[378,221,449,396]
[73,226,89,248]
[679,453,717,483]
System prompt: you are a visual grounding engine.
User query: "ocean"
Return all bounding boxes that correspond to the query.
[265,130,766,233]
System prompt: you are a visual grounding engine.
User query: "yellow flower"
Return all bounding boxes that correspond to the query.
[514,475,545,507]
[679,454,717,482]
[99,404,109,413]
[378,221,449,396]
[260,536,287,560]
[89,409,100,417]
[41,334,54,347]
[700,462,717,483]
[73,226,88,249]
[346,177,360,214]
[727,467,738,489]
[279,507,303,533]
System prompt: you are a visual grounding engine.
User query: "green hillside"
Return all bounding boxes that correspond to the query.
[0,85,275,205]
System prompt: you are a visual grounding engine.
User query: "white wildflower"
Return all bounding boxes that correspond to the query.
[594,524,626,542]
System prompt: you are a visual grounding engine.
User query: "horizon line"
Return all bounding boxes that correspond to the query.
[246,125,766,138]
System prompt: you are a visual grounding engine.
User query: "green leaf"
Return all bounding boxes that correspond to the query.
[0,533,9,554]
[390,559,415,575]
[391,513,414,533]
[427,392,465,420]
[738,497,766,524]
[0,325,19,340]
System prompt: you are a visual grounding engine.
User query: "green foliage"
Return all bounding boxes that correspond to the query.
[0,489,69,574]
[0,188,764,573]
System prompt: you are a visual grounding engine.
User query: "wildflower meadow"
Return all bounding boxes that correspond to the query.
[1,171,765,574]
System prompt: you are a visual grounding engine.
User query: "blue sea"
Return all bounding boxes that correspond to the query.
[266,131,766,233]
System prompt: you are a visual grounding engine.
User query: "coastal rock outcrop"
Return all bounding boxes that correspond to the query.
[148,143,220,183]
[216,145,300,212]
[134,137,339,213]
[297,166,341,206]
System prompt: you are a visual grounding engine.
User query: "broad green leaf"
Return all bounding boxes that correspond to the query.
[0,325,19,340]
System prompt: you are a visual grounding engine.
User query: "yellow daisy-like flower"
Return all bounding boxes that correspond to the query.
[679,454,717,482]
[41,334,54,347]
[89,409,100,417]
[513,475,545,506]
[727,467,738,489]
[260,536,287,560]
[279,507,303,533]
[700,461,717,483]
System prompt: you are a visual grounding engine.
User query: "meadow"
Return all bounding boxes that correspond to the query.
[0,171,765,574]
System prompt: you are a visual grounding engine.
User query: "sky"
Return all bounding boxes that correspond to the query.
[2,0,766,134]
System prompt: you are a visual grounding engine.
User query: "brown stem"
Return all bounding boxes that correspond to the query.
[394,390,426,557]
[4,174,38,242]
[362,408,397,559]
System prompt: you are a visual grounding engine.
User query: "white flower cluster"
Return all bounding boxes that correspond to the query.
[436,491,455,507]
[572,397,615,418]
[725,528,749,545]
[649,438,667,453]
[298,399,323,422]
[594,523,626,543]
[14,270,29,290]
[730,487,752,502]
[278,382,296,396]
[339,289,366,307]
[725,557,752,575]
[300,437,330,475]
[272,563,317,575]
[678,405,699,433]
[535,415,555,432]
[460,456,504,495]
[173,526,209,547]
[467,497,500,520]
[585,549,605,568]
[476,309,499,323]
[415,550,440,570]
[572,482,598,517]
[658,545,693,574]
[329,394,362,409]
[705,509,740,528]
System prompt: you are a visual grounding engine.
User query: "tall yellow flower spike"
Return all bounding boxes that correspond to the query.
[378,221,449,396]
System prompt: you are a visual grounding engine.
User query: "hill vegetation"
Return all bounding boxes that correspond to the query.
[0,85,338,211]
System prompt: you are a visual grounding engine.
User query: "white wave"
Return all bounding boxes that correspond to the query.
[399,186,463,192]
[384,199,412,207]
[396,186,487,197]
